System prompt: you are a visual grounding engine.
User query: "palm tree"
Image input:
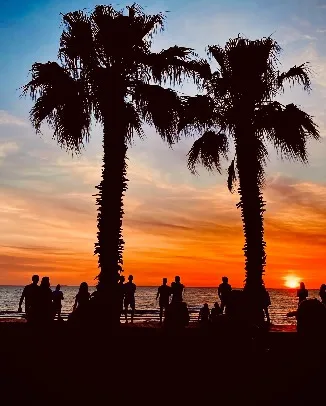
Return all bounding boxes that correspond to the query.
[180,36,319,322]
[22,4,209,324]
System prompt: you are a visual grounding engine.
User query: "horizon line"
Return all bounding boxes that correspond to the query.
[0,284,314,289]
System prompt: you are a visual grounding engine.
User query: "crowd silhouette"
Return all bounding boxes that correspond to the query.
[18,273,326,334]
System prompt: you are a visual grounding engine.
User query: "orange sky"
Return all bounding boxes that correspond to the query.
[1,0,326,288]
[0,131,325,288]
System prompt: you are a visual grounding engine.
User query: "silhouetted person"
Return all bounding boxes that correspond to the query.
[210,302,221,322]
[156,278,172,324]
[319,284,326,305]
[53,284,64,319]
[297,282,308,305]
[171,276,184,304]
[198,303,210,323]
[297,298,326,344]
[124,275,136,324]
[261,285,271,324]
[18,275,40,321]
[118,275,125,315]
[218,276,232,314]
[73,282,90,312]
[37,277,53,325]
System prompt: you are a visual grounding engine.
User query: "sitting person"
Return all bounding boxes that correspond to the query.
[165,301,189,329]
[210,302,221,322]
[69,282,90,324]
[198,303,210,323]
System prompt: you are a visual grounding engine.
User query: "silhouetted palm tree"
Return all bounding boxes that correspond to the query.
[22,4,209,323]
[180,36,319,321]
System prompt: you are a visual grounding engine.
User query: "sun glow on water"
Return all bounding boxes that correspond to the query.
[283,275,300,289]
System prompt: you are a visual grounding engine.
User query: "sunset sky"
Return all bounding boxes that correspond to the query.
[1,0,326,287]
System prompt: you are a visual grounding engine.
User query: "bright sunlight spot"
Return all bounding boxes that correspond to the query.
[283,275,300,289]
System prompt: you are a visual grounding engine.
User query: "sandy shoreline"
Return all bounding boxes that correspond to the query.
[0,317,297,332]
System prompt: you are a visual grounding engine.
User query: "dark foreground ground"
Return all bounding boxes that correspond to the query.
[0,322,325,405]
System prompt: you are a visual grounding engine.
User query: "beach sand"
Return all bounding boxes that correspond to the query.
[0,320,322,405]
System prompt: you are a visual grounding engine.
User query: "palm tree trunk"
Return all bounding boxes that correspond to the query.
[236,136,266,325]
[94,115,128,326]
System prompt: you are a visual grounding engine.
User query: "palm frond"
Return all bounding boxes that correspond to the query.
[277,63,311,91]
[187,130,229,174]
[133,82,182,144]
[59,10,96,73]
[22,62,91,152]
[256,102,319,162]
[227,159,237,192]
[179,95,216,133]
[123,102,144,144]
[147,46,210,86]
[207,45,227,76]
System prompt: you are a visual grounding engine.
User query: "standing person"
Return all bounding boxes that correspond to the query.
[37,277,53,325]
[18,275,40,321]
[218,276,232,314]
[73,282,90,312]
[297,282,308,305]
[319,284,326,305]
[53,284,64,319]
[171,276,184,304]
[261,285,271,324]
[156,278,172,324]
[124,275,136,324]
[118,275,125,316]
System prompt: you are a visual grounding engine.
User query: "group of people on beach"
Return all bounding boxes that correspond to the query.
[19,274,326,327]
[18,275,64,323]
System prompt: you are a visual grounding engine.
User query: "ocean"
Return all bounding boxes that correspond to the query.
[0,286,321,325]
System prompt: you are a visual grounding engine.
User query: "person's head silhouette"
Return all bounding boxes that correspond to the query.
[119,275,125,283]
[41,277,50,289]
[222,276,228,283]
[214,302,220,309]
[128,275,133,282]
[79,282,88,293]
[32,275,39,284]
[55,284,60,291]
[300,282,306,290]
[163,278,167,285]
[203,303,209,310]
[175,276,180,283]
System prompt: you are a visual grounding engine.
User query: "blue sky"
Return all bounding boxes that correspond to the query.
[1,0,326,286]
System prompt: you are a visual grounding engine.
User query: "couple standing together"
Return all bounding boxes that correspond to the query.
[156,276,184,323]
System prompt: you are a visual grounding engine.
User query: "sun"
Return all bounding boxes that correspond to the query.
[283,275,300,289]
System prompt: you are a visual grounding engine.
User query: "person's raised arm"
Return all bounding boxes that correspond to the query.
[18,287,26,312]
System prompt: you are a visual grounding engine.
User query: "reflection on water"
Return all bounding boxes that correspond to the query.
[0,286,320,325]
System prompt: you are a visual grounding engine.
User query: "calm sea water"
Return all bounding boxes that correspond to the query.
[0,286,321,325]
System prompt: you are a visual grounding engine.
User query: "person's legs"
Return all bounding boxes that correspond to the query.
[159,306,163,324]
[124,303,129,323]
[131,301,135,324]
[58,306,61,319]
[221,301,225,314]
